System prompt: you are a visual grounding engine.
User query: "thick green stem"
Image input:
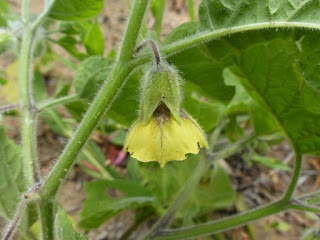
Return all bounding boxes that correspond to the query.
[38,199,55,240]
[19,0,39,187]
[41,64,132,199]
[152,201,288,240]
[41,0,149,200]
[20,0,57,189]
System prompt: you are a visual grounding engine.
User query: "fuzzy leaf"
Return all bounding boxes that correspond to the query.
[74,56,113,98]
[164,0,320,153]
[55,208,87,240]
[78,179,155,229]
[0,128,25,220]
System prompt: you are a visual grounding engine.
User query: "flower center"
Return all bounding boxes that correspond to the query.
[153,102,171,123]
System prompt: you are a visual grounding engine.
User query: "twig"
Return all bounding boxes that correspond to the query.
[135,40,161,65]
[37,94,78,112]
[0,103,19,113]
[3,183,41,240]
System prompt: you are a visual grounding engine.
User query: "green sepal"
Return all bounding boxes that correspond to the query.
[142,64,181,124]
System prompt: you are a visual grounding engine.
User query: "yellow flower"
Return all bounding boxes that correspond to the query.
[124,103,208,167]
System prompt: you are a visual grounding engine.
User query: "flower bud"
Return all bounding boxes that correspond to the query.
[141,64,181,124]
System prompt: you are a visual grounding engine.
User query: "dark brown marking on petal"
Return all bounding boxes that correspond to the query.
[160,117,164,148]
[154,102,171,122]
[197,142,200,150]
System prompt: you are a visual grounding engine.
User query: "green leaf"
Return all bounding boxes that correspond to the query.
[41,109,73,137]
[249,101,281,136]
[250,154,291,171]
[74,56,113,98]
[0,0,10,27]
[137,156,235,222]
[107,69,142,126]
[165,0,320,154]
[49,0,104,21]
[109,130,127,146]
[64,100,89,121]
[298,33,320,114]
[224,115,243,141]
[198,0,320,30]
[59,22,79,35]
[54,208,87,240]
[0,127,25,220]
[78,179,155,229]
[33,69,48,102]
[57,36,87,60]
[83,22,104,56]
[223,67,251,115]
[164,22,235,105]
[228,37,320,154]
[181,88,223,132]
[150,0,165,37]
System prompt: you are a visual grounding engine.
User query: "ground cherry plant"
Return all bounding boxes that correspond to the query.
[1,0,320,239]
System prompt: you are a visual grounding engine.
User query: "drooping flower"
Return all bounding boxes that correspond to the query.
[124,63,208,167]
[124,103,208,167]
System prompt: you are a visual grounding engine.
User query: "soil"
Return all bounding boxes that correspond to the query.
[1,0,319,240]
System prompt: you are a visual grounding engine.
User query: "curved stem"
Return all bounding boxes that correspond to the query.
[41,0,150,200]
[282,148,302,202]
[37,94,78,112]
[132,21,320,67]
[152,200,288,240]
[136,40,161,65]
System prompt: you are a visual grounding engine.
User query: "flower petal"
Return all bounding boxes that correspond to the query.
[125,112,208,167]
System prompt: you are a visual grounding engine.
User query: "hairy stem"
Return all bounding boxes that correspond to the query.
[19,0,39,188]
[153,201,288,240]
[133,21,320,67]
[0,103,19,113]
[136,40,161,65]
[41,0,150,200]
[38,199,55,240]
[3,199,27,240]
[2,183,41,240]
[37,94,78,112]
